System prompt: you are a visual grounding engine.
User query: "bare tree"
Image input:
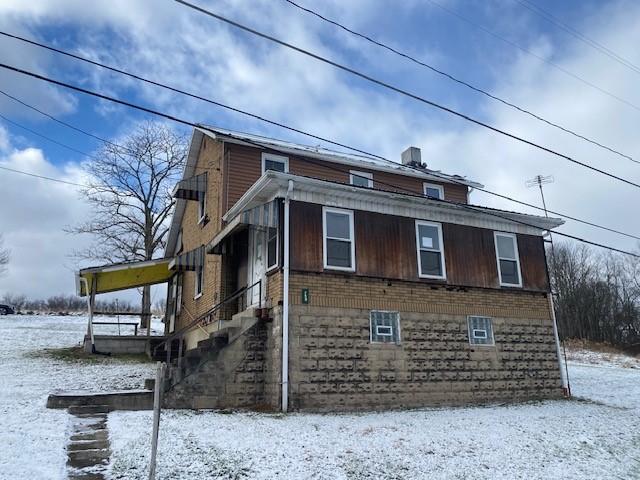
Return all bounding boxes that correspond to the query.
[0,234,9,276]
[68,122,187,328]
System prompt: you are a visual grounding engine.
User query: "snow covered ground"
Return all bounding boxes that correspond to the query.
[0,315,157,479]
[1,315,639,479]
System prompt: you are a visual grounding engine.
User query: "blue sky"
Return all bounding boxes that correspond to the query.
[0,0,639,297]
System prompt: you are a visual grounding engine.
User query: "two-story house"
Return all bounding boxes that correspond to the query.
[159,126,566,412]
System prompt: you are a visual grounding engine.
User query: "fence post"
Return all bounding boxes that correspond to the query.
[149,362,165,480]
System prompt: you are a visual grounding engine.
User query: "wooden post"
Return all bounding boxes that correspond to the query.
[148,362,165,480]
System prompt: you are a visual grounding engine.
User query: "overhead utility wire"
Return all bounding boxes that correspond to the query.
[172,0,640,190]
[2,64,639,243]
[282,0,638,166]
[423,0,640,113]
[0,63,636,258]
[515,0,640,76]
[0,164,87,188]
[3,72,639,243]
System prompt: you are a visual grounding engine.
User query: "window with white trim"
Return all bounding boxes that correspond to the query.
[370,311,401,344]
[262,153,289,174]
[415,220,446,279]
[350,170,373,188]
[194,265,203,298]
[423,183,444,199]
[494,232,522,287]
[266,226,278,271]
[197,192,207,224]
[468,316,494,345]
[323,207,355,271]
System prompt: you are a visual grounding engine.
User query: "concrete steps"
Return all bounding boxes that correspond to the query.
[47,389,153,410]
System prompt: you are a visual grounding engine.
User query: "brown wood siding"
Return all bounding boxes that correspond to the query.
[443,223,499,288]
[289,201,549,292]
[223,144,469,212]
[517,234,550,291]
[289,201,323,272]
[354,211,417,280]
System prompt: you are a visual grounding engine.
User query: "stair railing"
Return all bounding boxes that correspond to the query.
[153,279,262,366]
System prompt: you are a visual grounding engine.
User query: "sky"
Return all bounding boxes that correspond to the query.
[0,0,639,300]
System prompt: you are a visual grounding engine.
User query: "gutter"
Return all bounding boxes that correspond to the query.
[281,179,293,412]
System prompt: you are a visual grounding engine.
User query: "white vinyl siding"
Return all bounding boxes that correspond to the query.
[468,316,494,345]
[415,220,446,279]
[494,232,522,287]
[350,170,373,188]
[261,153,289,174]
[423,183,444,199]
[323,207,355,271]
[370,311,401,344]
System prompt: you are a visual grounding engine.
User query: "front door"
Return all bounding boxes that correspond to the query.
[249,228,266,306]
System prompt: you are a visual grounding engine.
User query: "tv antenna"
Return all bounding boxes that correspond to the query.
[525,174,554,217]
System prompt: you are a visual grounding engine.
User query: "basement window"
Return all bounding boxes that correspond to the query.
[468,316,494,346]
[415,220,446,279]
[370,311,401,344]
[494,232,522,287]
[323,207,355,271]
[262,153,289,174]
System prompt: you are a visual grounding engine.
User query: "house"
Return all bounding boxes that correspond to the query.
[155,126,567,412]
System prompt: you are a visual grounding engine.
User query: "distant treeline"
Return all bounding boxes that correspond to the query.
[1,293,166,316]
[550,242,640,348]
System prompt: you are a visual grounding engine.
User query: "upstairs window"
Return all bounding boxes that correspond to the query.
[197,192,207,224]
[494,232,522,287]
[370,311,401,344]
[468,316,494,346]
[349,170,373,188]
[415,220,446,279]
[423,183,444,200]
[262,153,289,174]
[194,265,204,299]
[323,207,355,271]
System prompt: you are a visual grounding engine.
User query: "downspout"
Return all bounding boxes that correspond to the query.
[548,292,570,397]
[281,179,293,412]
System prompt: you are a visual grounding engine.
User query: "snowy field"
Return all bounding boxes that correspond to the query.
[1,315,640,479]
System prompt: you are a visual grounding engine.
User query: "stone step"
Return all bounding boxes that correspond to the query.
[68,405,111,415]
[47,389,153,410]
[70,430,108,443]
[67,440,110,452]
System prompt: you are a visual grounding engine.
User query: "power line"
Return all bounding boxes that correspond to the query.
[4,71,640,244]
[423,0,640,113]
[281,0,639,166]
[0,64,635,258]
[172,0,640,190]
[515,0,640,76]
[0,164,86,188]
[2,65,640,245]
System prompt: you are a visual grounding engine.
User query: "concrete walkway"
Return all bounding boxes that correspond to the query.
[66,406,111,479]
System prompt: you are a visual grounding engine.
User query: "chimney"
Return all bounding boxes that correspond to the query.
[401,146,422,166]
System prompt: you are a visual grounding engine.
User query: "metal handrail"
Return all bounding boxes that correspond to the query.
[153,279,262,362]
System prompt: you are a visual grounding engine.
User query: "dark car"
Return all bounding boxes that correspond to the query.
[0,304,15,315]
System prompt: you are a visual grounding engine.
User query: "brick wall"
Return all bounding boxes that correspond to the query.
[285,272,562,411]
[179,137,224,331]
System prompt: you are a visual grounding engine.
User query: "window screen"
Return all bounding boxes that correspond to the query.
[416,221,445,278]
[324,208,354,270]
[468,316,494,345]
[370,311,401,344]
[264,159,286,172]
[495,233,521,286]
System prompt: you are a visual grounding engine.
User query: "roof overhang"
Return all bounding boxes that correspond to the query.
[223,171,564,237]
[76,258,173,297]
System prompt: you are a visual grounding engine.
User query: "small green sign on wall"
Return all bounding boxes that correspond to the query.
[301,288,310,304]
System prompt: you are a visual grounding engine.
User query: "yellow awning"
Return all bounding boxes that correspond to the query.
[76,258,173,296]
